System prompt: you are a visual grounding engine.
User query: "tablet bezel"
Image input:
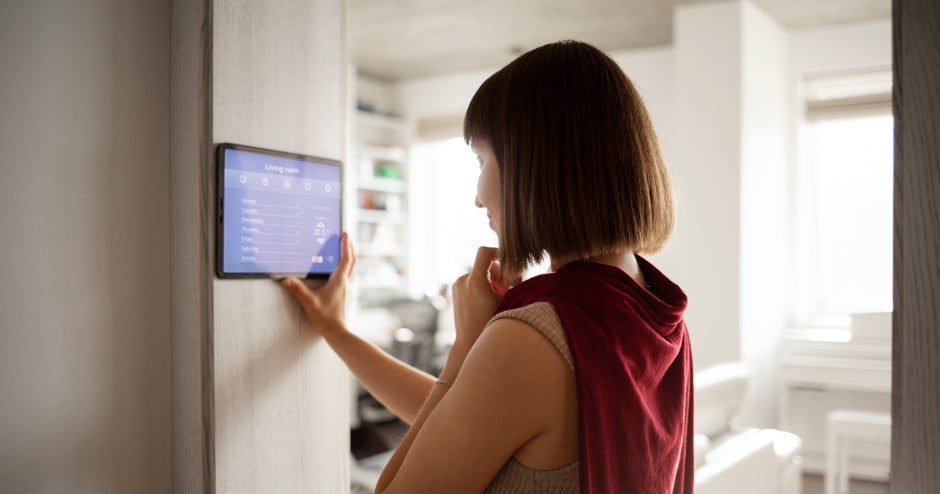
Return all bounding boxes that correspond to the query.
[215,142,343,280]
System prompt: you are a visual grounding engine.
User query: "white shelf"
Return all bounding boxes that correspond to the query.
[357,111,407,132]
[357,209,406,224]
[357,244,407,257]
[357,280,408,291]
[358,177,407,193]
[360,144,406,162]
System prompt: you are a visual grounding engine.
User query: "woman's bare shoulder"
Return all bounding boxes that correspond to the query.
[458,316,574,421]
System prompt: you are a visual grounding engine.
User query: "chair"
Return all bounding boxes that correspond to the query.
[386,297,441,373]
[693,361,803,494]
[354,297,442,425]
[825,409,891,494]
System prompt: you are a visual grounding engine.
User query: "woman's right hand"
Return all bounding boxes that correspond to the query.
[448,247,504,366]
[281,233,356,340]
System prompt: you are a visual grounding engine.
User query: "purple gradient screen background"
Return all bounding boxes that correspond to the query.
[221,148,341,275]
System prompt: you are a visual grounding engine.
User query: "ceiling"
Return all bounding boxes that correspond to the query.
[349,0,890,81]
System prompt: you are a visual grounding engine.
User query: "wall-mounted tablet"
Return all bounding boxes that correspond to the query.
[216,143,342,279]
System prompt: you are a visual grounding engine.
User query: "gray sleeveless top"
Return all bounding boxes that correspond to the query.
[482,302,580,494]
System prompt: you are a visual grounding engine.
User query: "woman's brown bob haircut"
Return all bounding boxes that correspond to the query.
[464,40,675,278]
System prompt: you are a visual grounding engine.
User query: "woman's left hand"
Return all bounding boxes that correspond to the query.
[449,247,503,363]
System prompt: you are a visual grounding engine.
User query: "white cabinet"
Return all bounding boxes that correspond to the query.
[777,317,892,481]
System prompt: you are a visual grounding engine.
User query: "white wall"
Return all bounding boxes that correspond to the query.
[609,47,676,169]
[396,67,495,123]
[0,1,172,492]
[789,20,892,75]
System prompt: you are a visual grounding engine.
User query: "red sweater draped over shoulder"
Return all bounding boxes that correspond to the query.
[494,258,694,493]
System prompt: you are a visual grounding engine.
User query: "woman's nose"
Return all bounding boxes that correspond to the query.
[474,196,484,208]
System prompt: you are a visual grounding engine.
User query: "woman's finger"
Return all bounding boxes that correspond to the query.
[324,233,353,288]
[469,246,498,283]
[453,273,468,291]
[281,277,312,305]
[488,260,508,296]
[342,233,357,278]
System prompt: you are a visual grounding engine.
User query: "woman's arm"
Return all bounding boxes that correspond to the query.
[373,315,572,493]
[373,247,568,493]
[281,234,433,424]
[317,328,434,425]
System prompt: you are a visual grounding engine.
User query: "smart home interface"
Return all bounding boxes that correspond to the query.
[217,144,342,278]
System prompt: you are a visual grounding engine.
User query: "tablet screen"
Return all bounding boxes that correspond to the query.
[217,144,342,278]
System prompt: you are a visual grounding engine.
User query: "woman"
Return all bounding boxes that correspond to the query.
[282,40,693,493]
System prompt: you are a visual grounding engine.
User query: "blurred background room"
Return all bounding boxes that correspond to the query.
[3,1,934,493]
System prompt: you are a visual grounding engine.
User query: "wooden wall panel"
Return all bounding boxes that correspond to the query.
[173,0,349,492]
[892,0,940,491]
[211,0,349,492]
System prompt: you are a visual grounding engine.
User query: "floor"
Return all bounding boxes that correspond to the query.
[356,473,891,494]
[802,473,889,494]
[350,420,407,494]
[350,422,893,494]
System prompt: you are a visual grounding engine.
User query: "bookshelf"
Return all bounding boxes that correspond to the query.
[352,110,412,305]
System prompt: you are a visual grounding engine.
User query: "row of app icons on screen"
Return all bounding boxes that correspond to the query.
[238,173,333,193]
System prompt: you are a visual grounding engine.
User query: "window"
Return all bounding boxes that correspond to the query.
[409,137,498,295]
[795,70,893,320]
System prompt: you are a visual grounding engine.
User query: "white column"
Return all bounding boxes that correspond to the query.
[672,0,746,369]
[671,0,788,427]
[738,1,788,428]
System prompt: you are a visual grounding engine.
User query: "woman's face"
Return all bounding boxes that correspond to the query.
[472,139,500,234]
